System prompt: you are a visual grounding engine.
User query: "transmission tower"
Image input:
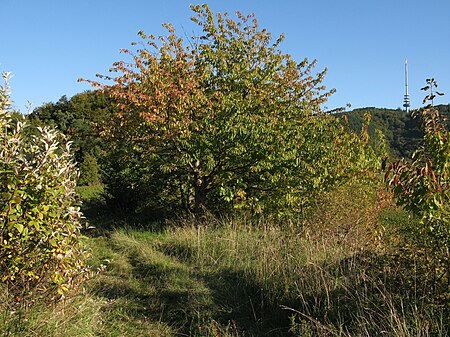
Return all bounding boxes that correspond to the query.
[403,58,410,112]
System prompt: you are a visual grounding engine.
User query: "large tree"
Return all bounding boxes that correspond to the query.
[84,4,377,217]
[29,90,114,186]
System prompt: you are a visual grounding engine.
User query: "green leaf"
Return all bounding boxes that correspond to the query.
[14,223,24,234]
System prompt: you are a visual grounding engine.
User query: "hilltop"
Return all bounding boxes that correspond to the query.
[342,104,450,159]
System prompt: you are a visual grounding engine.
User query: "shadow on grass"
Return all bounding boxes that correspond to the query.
[88,230,449,337]
[89,236,293,336]
[81,200,169,238]
[282,250,450,336]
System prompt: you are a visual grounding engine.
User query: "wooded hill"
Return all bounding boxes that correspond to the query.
[342,104,450,159]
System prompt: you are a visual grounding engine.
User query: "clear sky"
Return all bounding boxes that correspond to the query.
[1,0,449,113]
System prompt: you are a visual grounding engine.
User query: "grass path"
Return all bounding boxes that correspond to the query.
[2,213,448,336]
[88,229,288,337]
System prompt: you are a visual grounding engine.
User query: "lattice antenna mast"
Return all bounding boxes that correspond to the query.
[403,58,410,112]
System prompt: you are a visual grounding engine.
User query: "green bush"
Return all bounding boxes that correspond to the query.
[0,72,88,299]
[78,153,101,186]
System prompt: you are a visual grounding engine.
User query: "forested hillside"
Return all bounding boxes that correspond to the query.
[342,104,450,159]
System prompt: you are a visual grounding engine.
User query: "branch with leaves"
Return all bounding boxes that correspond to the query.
[421,78,445,106]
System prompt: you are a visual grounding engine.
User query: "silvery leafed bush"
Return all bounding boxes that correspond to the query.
[0,72,88,300]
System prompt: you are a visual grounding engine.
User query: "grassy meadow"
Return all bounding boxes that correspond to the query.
[1,183,448,337]
[2,5,449,336]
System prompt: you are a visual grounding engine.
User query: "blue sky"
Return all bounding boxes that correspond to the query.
[1,0,449,113]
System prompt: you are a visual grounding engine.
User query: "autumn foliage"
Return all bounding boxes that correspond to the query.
[84,4,380,218]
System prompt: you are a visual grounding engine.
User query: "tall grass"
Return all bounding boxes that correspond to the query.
[157,183,448,336]
[0,286,103,337]
[161,213,447,336]
[1,183,447,336]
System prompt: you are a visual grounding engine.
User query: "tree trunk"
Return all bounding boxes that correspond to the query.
[192,160,208,220]
[194,177,207,220]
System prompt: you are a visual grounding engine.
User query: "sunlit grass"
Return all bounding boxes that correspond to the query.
[1,184,448,336]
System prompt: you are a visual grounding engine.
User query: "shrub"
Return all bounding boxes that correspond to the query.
[78,152,101,186]
[386,81,449,302]
[0,72,88,300]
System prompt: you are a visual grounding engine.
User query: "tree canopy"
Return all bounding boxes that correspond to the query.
[29,90,114,186]
[83,4,379,217]
[342,104,450,159]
